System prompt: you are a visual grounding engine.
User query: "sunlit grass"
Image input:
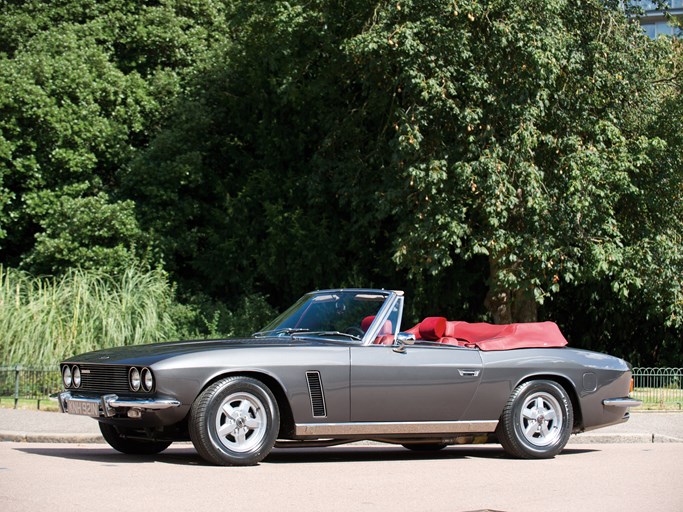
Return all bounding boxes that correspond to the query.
[632,388,683,411]
[0,396,60,411]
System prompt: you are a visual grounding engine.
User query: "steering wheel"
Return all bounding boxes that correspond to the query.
[345,326,365,337]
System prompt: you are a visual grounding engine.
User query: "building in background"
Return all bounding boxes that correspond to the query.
[633,1,683,37]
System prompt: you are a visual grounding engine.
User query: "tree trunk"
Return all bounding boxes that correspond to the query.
[484,256,538,324]
[512,288,538,323]
[484,287,512,324]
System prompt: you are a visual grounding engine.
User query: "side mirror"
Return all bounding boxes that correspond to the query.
[393,332,416,353]
[397,332,416,344]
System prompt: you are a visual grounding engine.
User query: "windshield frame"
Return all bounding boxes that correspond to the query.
[254,289,404,346]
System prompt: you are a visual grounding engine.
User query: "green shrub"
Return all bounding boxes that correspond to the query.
[175,292,278,340]
[0,266,180,366]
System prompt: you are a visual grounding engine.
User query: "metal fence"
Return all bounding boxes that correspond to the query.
[632,367,683,409]
[0,365,62,409]
[1,365,682,409]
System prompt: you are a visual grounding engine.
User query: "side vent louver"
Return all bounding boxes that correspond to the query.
[306,371,327,418]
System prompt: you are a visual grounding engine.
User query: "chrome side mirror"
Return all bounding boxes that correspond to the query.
[397,332,416,344]
[393,332,416,353]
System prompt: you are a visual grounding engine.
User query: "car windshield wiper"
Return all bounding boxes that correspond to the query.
[252,328,310,337]
[295,331,362,341]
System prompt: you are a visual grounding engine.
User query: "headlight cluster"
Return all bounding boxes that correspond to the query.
[62,365,82,388]
[61,364,155,393]
[129,366,154,392]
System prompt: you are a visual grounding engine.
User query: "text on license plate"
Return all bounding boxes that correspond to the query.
[66,399,100,417]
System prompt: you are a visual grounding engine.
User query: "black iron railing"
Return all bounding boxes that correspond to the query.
[0,365,62,409]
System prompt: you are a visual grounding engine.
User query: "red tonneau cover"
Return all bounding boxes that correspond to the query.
[406,317,568,350]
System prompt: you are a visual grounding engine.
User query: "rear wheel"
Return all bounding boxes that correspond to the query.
[189,376,280,466]
[99,423,172,455]
[496,380,573,459]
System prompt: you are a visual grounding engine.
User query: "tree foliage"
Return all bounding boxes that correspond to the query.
[332,1,679,324]
[0,0,230,272]
[0,0,680,365]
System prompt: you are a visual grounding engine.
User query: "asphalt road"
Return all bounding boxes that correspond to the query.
[0,409,683,512]
[1,441,681,512]
[0,409,682,511]
[1,408,682,443]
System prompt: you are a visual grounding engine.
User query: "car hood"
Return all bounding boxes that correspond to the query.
[62,337,334,366]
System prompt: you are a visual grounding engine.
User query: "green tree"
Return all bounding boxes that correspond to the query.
[323,0,682,330]
[4,0,677,363]
[126,1,392,305]
[0,0,231,273]
[0,28,153,270]
[23,187,148,274]
[129,1,681,325]
[553,36,682,365]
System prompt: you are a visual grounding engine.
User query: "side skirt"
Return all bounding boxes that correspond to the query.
[294,420,498,438]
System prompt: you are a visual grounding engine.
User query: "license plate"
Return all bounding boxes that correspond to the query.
[66,399,100,417]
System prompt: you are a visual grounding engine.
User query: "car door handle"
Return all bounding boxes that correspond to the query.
[458,369,480,377]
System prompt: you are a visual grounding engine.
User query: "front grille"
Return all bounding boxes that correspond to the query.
[79,364,129,393]
[62,364,136,394]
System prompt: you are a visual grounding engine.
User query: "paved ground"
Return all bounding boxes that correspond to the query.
[3,409,681,511]
[2,441,682,512]
[0,408,681,444]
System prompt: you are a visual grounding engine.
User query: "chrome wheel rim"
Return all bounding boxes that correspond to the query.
[214,392,267,453]
[518,391,563,447]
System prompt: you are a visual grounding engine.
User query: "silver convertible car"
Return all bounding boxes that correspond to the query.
[56,289,640,465]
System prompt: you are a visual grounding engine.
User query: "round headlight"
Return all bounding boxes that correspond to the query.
[62,366,72,388]
[72,365,81,388]
[141,368,154,392]
[129,367,141,391]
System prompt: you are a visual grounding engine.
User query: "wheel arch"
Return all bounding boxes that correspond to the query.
[516,374,583,432]
[196,370,295,439]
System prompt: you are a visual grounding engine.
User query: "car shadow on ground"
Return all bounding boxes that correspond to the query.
[14,444,598,467]
[264,445,598,464]
[15,444,204,466]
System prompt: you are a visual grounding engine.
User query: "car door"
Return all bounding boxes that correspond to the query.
[349,343,483,422]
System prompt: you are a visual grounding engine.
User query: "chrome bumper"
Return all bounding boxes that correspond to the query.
[603,397,642,408]
[56,391,181,418]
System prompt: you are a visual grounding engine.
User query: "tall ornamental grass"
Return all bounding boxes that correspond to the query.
[0,267,180,367]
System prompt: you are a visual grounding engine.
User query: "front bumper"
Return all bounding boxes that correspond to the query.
[55,391,181,418]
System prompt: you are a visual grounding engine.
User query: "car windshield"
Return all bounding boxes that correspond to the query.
[254,290,390,342]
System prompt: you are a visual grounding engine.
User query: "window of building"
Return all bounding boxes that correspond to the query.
[643,19,682,37]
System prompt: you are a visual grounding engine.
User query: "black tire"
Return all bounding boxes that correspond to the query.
[402,443,448,452]
[99,423,172,455]
[496,379,573,459]
[189,376,280,466]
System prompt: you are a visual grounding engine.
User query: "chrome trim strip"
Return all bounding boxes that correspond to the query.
[58,391,181,416]
[294,420,498,437]
[603,398,642,408]
[107,396,181,409]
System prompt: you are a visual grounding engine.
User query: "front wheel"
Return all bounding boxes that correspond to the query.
[189,376,280,466]
[496,380,573,459]
[99,423,172,455]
